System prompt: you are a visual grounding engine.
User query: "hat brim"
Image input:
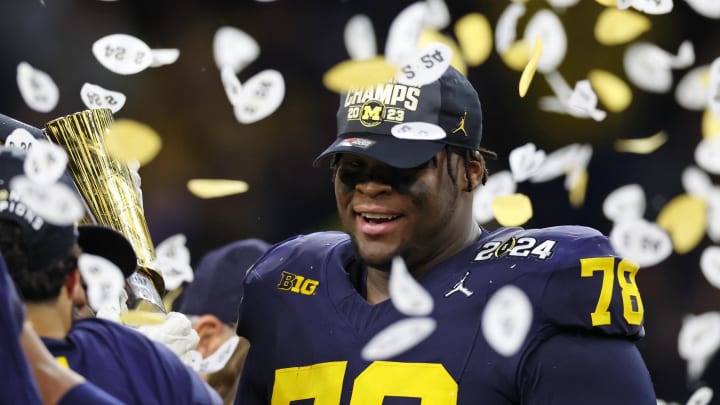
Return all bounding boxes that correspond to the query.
[77,225,138,279]
[313,133,445,169]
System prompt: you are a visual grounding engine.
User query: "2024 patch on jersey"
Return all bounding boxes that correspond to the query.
[236,226,646,404]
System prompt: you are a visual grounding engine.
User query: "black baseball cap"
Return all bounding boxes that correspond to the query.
[180,238,270,324]
[314,65,483,169]
[0,147,137,276]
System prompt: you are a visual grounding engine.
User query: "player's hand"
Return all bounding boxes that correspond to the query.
[134,311,201,366]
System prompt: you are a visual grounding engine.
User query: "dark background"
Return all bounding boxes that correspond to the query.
[1,0,719,401]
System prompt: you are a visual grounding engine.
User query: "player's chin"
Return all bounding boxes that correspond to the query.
[355,240,396,272]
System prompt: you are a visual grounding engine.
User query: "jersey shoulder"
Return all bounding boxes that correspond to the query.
[244,231,349,286]
[476,225,644,338]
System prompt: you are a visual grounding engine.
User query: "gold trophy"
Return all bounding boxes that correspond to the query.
[44,108,166,313]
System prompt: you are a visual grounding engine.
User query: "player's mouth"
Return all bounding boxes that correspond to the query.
[355,211,403,235]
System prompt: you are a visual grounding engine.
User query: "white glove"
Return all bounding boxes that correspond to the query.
[135,312,200,366]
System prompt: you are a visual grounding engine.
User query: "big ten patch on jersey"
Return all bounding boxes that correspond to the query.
[472,225,646,338]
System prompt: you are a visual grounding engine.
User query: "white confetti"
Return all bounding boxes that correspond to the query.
[523,9,567,73]
[628,0,674,14]
[344,14,377,61]
[213,26,260,74]
[686,386,714,405]
[384,2,428,65]
[482,285,533,357]
[529,143,592,184]
[609,218,673,267]
[221,66,244,106]
[708,188,720,243]
[78,253,127,312]
[4,129,38,151]
[16,62,59,113]
[624,42,693,93]
[509,143,546,183]
[80,83,127,114]
[23,141,68,186]
[495,2,526,54]
[153,233,193,291]
[675,65,711,111]
[395,42,451,87]
[678,312,720,382]
[361,317,436,360]
[92,33,154,75]
[700,246,720,290]
[391,122,445,140]
[9,176,85,226]
[472,170,516,224]
[149,48,180,68]
[683,0,720,18]
[682,166,713,198]
[603,184,646,222]
[389,256,433,316]
[709,57,720,120]
[695,137,720,174]
[231,69,285,124]
[567,80,607,121]
[424,0,451,30]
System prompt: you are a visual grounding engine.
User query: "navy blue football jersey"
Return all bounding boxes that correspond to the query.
[42,317,221,405]
[235,226,655,404]
[0,253,42,405]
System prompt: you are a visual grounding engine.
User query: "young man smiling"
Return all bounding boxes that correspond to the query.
[234,66,656,404]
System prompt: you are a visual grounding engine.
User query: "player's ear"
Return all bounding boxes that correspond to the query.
[465,151,484,191]
[194,314,225,358]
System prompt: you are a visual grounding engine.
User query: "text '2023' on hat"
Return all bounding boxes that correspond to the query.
[180,239,270,324]
[0,147,137,276]
[314,65,483,169]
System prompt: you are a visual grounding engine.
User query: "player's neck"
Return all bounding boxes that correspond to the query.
[25,292,72,340]
[365,268,390,305]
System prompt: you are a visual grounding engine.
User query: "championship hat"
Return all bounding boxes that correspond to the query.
[180,238,270,324]
[314,65,482,169]
[0,147,137,276]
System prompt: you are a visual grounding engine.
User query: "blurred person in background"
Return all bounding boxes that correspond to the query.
[0,147,222,405]
[180,238,270,404]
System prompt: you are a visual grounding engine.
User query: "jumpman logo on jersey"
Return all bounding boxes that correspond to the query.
[451,112,468,137]
[445,271,473,297]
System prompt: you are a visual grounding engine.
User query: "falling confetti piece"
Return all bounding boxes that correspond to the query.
[695,137,720,174]
[153,234,193,291]
[567,80,607,121]
[609,218,673,267]
[187,179,249,199]
[9,176,85,226]
[682,166,713,198]
[501,40,531,72]
[594,8,650,46]
[231,69,286,124]
[417,29,467,77]
[709,58,720,120]
[395,42,452,87]
[16,62,59,113]
[702,107,720,139]
[105,119,162,165]
[120,310,168,326]
[323,57,398,93]
[344,14,377,61]
[588,69,632,112]
[508,142,546,183]
[473,171,516,224]
[624,41,694,93]
[684,0,720,18]
[629,0,673,14]
[678,312,720,382]
[675,66,711,111]
[482,285,533,357]
[213,26,260,74]
[687,386,714,405]
[78,253,126,312]
[603,184,646,222]
[614,131,667,154]
[567,169,588,208]
[424,0,451,30]
[495,2,526,55]
[700,246,720,290]
[4,128,37,151]
[389,256,434,316]
[92,33,154,75]
[23,141,68,186]
[80,82,127,114]
[454,13,493,66]
[384,2,427,65]
[523,9,567,73]
[492,193,533,226]
[519,37,542,98]
[149,48,180,68]
[656,194,707,254]
[361,317,436,360]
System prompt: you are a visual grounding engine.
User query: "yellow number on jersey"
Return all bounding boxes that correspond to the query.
[272,361,457,404]
[580,257,644,326]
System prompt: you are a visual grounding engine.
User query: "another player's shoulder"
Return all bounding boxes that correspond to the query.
[245,231,350,283]
[69,318,156,347]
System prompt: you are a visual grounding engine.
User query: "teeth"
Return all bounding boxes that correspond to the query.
[362,213,398,220]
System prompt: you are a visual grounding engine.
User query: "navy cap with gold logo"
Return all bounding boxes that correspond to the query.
[314,65,482,169]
